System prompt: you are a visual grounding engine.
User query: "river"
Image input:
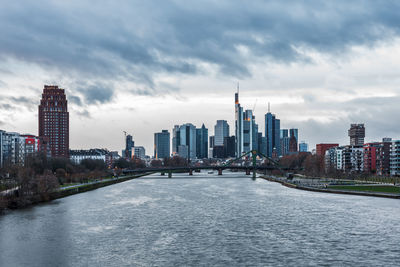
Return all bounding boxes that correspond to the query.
[0,172,399,266]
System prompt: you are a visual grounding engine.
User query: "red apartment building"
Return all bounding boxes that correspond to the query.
[38,85,69,158]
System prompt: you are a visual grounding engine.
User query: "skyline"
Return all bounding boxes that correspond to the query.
[1,1,400,154]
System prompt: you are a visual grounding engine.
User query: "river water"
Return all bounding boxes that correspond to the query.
[0,172,399,266]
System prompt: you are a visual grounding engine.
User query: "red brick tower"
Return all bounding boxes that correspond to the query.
[38,85,69,157]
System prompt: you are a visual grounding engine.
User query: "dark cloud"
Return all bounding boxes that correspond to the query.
[9,96,35,105]
[69,95,83,106]
[0,103,15,110]
[75,110,91,119]
[81,84,114,105]
[1,0,400,97]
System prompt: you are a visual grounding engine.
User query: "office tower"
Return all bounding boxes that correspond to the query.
[209,135,215,158]
[280,129,290,156]
[172,125,180,155]
[252,117,258,152]
[178,123,197,160]
[196,124,208,159]
[243,109,253,153]
[299,141,308,152]
[154,130,170,159]
[289,128,298,144]
[288,128,298,153]
[265,105,280,157]
[348,124,365,146]
[235,87,243,157]
[214,120,229,146]
[125,134,134,159]
[38,85,69,157]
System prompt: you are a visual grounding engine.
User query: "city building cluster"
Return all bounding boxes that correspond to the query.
[0,84,399,177]
[317,124,400,176]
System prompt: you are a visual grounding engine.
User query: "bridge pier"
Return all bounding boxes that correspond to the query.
[189,169,193,175]
[246,169,250,175]
[161,172,165,176]
[218,169,223,175]
[168,171,172,178]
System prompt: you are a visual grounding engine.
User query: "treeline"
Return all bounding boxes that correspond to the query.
[0,153,109,210]
[278,152,325,177]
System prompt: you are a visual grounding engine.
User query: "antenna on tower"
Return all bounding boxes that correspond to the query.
[268,102,270,113]
[253,99,258,112]
[237,82,239,93]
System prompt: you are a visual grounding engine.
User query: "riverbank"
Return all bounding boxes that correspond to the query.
[1,173,152,211]
[261,176,400,199]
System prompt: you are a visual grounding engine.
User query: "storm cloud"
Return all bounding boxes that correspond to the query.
[1,1,400,90]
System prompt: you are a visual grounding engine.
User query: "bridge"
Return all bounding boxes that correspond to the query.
[123,150,292,178]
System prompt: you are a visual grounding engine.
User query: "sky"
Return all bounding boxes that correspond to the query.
[1,0,400,155]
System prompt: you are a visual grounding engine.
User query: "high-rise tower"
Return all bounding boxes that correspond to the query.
[235,85,243,157]
[348,124,365,146]
[38,85,69,157]
[265,104,281,157]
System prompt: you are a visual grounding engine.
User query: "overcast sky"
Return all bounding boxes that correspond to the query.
[1,0,400,154]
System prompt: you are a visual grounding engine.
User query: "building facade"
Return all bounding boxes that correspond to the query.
[196,124,208,159]
[348,124,365,146]
[265,111,281,157]
[316,143,339,157]
[0,130,41,168]
[134,146,146,160]
[70,149,108,164]
[390,140,400,176]
[38,85,69,158]
[214,120,229,147]
[299,141,308,152]
[154,130,170,159]
[235,90,244,157]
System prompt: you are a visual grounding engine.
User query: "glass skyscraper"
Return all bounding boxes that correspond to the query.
[154,130,170,159]
[196,124,208,159]
[265,110,281,158]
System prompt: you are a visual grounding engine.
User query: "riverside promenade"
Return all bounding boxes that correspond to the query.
[261,175,400,199]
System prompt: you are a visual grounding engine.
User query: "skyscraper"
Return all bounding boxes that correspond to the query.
[176,123,197,160]
[172,125,180,155]
[280,129,290,156]
[243,109,253,153]
[265,105,280,157]
[289,128,298,153]
[235,87,243,157]
[196,124,208,159]
[38,85,69,158]
[214,120,229,146]
[154,130,170,159]
[348,124,365,146]
[125,134,134,159]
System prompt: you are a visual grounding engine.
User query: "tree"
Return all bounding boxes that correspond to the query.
[114,158,130,169]
[151,159,163,168]
[80,159,106,171]
[55,168,67,185]
[163,156,188,167]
